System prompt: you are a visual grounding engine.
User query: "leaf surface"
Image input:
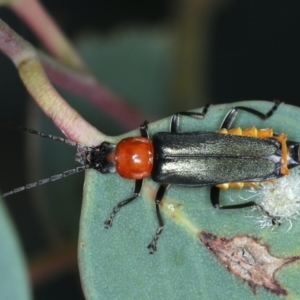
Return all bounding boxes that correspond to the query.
[0,198,31,300]
[80,101,300,300]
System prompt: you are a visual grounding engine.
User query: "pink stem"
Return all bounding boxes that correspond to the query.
[10,0,86,71]
[0,18,104,146]
[40,53,149,129]
[9,0,149,128]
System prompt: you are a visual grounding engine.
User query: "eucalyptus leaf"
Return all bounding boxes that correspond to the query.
[79,101,300,300]
[0,198,31,300]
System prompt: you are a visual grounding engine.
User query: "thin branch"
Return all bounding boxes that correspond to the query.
[0,18,103,146]
[1,0,149,129]
[8,0,86,71]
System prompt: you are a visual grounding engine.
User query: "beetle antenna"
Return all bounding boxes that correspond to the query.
[1,164,90,198]
[0,120,81,148]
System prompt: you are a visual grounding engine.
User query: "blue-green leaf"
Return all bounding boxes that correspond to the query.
[80,101,300,300]
[0,198,31,300]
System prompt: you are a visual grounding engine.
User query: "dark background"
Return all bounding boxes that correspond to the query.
[0,1,300,299]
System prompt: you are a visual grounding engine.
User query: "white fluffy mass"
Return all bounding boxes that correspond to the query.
[244,169,300,230]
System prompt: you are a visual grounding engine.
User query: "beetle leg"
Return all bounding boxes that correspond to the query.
[140,120,150,138]
[104,179,143,228]
[210,185,257,209]
[147,183,170,253]
[220,100,281,129]
[255,204,281,225]
[170,104,210,133]
[211,186,282,225]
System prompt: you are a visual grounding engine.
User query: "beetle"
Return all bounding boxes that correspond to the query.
[84,100,300,253]
[2,101,300,253]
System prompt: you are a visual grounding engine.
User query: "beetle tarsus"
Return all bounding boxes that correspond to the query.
[104,208,120,228]
[255,203,282,226]
[147,226,163,254]
[104,180,143,229]
[272,217,281,226]
[104,218,113,228]
[147,242,156,254]
[104,197,134,228]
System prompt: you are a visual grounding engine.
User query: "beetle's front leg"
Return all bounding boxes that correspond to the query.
[104,179,143,228]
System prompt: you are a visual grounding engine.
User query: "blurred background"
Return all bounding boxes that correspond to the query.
[0,0,300,299]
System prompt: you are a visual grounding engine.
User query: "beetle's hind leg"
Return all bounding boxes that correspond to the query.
[147,183,170,254]
[210,186,256,210]
[210,186,281,225]
[220,100,281,129]
[170,104,210,133]
[255,204,281,225]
